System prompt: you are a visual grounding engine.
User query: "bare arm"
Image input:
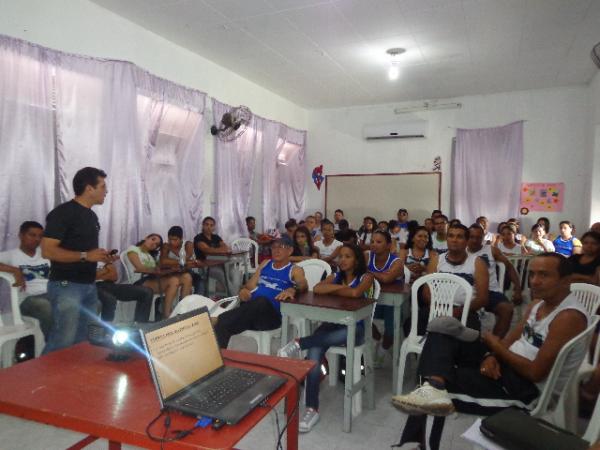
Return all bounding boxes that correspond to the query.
[369,258,404,284]
[314,273,374,298]
[238,260,269,301]
[197,239,230,255]
[41,237,110,263]
[321,245,342,263]
[96,263,118,282]
[274,266,309,301]
[0,263,25,287]
[159,244,179,267]
[485,309,587,382]
[469,257,489,311]
[126,251,156,275]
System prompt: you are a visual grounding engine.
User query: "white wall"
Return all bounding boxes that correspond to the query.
[589,71,600,225]
[0,0,308,229]
[306,85,591,235]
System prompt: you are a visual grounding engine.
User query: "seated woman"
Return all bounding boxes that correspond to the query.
[569,231,600,284]
[494,224,524,256]
[125,233,192,318]
[315,220,343,268]
[365,230,404,360]
[277,244,374,433]
[536,217,554,240]
[290,226,319,262]
[399,226,438,285]
[523,224,555,255]
[160,226,203,293]
[357,216,377,251]
[553,220,583,257]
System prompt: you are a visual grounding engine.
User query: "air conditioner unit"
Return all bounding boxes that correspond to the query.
[363,119,428,140]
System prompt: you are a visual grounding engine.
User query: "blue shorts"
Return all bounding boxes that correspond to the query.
[485,290,510,312]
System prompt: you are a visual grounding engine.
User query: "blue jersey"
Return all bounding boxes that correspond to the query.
[251,260,294,312]
[333,272,373,325]
[367,251,403,284]
[553,237,581,257]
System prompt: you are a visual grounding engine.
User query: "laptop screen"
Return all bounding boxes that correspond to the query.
[142,309,223,401]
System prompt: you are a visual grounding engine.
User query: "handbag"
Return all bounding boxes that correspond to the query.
[480,407,589,450]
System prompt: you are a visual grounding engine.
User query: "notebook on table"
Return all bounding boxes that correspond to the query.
[140,307,286,424]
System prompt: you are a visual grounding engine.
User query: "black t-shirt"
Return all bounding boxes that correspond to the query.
[569,254,600,276]
[193,233,223,260]
[44,200,100,283]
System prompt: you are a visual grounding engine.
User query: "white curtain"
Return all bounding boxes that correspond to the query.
[0,37,56,250]
[0,34,206,252]
[213,99,261,242]
[452,121,524,225]
[261,122,307,231]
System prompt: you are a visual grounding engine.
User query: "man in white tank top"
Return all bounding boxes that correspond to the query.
[467,224,523,337]
[426,224,489,316]
[392,253,589,449]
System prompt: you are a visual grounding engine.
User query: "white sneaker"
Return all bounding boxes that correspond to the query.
[391,382,455,416]
[299,408,319,433]
[277,340,301,359]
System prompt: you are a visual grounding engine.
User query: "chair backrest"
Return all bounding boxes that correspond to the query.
[372,279,381,300]
[506,255,532,291]
[0,272,25,326]
[583,366,600,443]
[531,316,599,418]
[408,273,473,338]
[570,283,600,316]
[231,238,259,269]
[296,259,332,290]
[119,251,136,284]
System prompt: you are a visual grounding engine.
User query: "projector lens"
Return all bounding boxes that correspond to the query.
[112,330,130,346]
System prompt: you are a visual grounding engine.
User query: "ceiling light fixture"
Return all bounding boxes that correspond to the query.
[387,47,405,81]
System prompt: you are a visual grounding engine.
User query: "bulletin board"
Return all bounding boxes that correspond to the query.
[520,182,564,212]
[325,172,441,226]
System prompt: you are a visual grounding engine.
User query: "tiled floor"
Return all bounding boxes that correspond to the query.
[0,337,477,450]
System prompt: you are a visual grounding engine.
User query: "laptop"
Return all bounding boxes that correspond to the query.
[139,307,286,424]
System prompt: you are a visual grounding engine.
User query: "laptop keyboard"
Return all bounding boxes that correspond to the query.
[179,369,266,414]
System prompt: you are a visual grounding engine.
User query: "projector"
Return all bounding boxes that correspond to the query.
[88,322,146,359]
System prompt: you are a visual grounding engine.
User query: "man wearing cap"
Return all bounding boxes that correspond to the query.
[392,253,589,449]
[214,238,308,348]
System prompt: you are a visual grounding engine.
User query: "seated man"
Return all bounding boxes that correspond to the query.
[467,223,522,337]
[419,224,488,333]
[96,262,154,323]
[0,221,52,339]
[214,238,307,348]
[392,253,589,450]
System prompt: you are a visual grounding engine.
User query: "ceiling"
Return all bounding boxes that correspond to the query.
[92,0,600,109]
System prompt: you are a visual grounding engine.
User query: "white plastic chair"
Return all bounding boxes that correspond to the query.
[326,279,381,417]
[562,283,600,430]
[0,272,45,367]
[296,259,332,289]
[118,252,163,322]
[496,261,506,288]
[231,238,259,280]
[169,294,240,318]
[396,273,473,394]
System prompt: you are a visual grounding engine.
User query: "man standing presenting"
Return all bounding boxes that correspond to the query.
[41,167,113,353]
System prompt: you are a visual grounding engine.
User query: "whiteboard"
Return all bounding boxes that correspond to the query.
[325,172,441,227]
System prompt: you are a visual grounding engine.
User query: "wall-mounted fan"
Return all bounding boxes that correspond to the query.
[210,105,252,141]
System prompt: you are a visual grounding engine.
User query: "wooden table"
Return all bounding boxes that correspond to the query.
[0,343,314,450]
[377,283,410,394]
[279,291,376,433]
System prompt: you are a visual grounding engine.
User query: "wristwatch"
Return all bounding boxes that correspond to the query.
[80,251,87,262]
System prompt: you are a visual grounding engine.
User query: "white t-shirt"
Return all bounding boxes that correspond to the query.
[431,232,448,254]
[125,245,156,283]
[0,247,50,300]
[524,239,555,255]
[315,239,343,258]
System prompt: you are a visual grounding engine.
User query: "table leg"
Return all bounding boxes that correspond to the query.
[223,262,232,297]
[344,323,356,433]
[108,441,121,450]
[285,383,300,450]
[281,313,290,346]
[392,301,402,395]
[204,267,210,296]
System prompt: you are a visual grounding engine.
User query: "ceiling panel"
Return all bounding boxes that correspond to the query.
[91,0,600,108]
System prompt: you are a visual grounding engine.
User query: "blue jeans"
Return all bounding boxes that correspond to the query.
[299,322,365,410]
[43,281,99,354]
